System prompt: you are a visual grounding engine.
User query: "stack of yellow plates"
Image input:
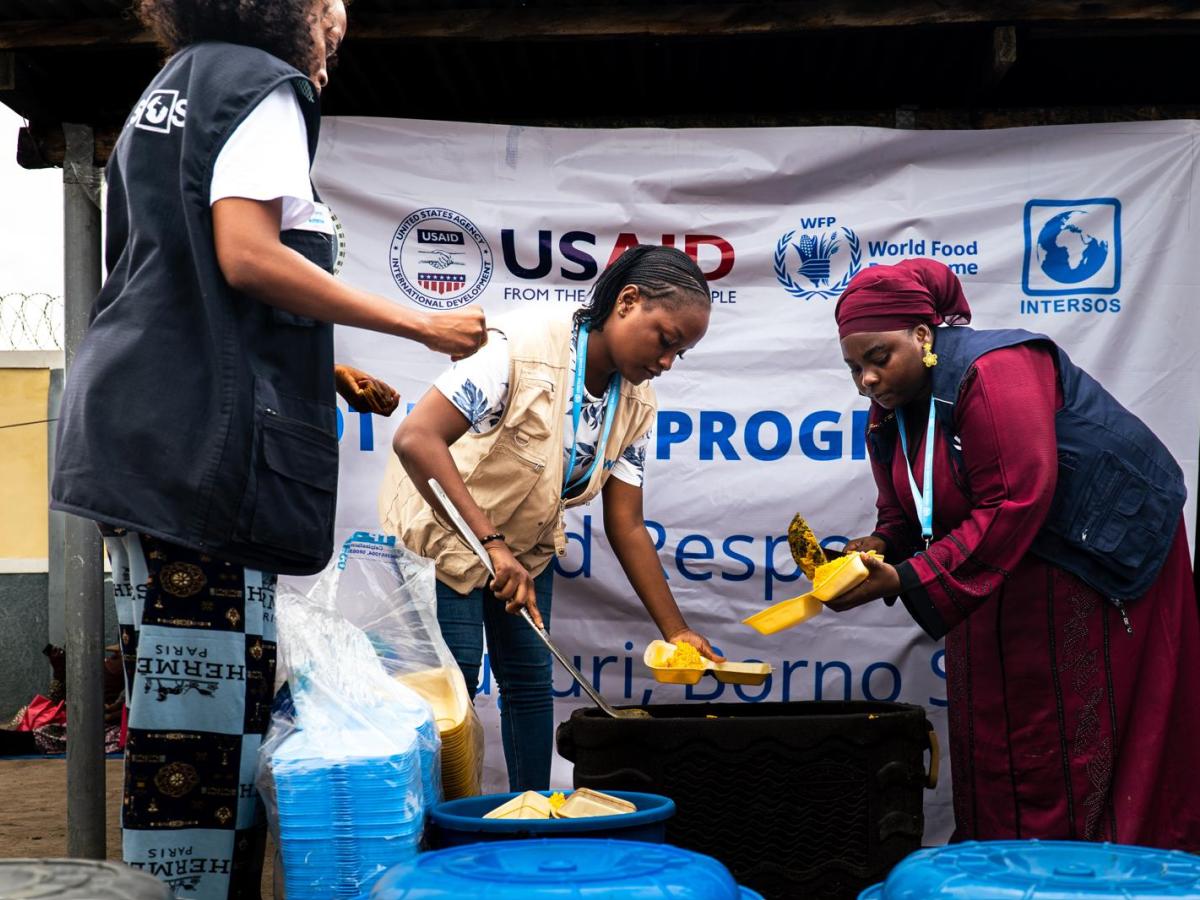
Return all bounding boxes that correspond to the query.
[397,666,483,800]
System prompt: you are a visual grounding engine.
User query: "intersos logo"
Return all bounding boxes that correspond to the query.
[389,208,492,309]
[1022,198,1121,295]
[774,216,862,299]
[127,89,188,134]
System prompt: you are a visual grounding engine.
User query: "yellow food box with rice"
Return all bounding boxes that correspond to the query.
[811,549,882,602]
[664,642,703,669]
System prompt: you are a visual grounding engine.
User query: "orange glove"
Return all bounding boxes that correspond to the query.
[333,364,400,416]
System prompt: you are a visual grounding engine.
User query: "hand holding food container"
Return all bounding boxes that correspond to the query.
[643,639,771,686]
[821,549,901,612]
[741,514,893,635]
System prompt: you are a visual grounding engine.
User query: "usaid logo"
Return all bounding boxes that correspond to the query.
[389,208,492,309]
[774,215,863,300]
[1022,198,1120,295]
[128,89,187,134]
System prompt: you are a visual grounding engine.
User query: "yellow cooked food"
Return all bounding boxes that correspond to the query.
[813,550,882,589]
[665,641,703,668]
[787,514,827,580]
[548,791,566,812]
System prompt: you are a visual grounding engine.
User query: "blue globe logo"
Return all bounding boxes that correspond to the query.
[1035,209,1109,284]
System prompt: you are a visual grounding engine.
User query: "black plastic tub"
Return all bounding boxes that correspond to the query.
[556,701,936,900]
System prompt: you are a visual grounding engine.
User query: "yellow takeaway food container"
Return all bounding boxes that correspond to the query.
[643,639,771,685]
[742,551,877,635]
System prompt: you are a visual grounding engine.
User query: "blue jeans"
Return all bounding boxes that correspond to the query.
[436,567,555,791]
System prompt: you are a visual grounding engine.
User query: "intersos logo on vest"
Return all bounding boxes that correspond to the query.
[389,208,493,309]
[1021,198,1122,315]
[127,89,188,134]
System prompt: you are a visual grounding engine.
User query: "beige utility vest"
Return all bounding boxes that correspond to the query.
[378,307,657,593]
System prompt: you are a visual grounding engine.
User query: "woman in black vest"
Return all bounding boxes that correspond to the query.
[50,2,485,896]
[828,259,1200,850]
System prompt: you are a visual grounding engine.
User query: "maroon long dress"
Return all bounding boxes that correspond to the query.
[870,343,1200,850]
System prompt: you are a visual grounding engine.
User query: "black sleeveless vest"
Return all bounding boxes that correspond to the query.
[869,326,1186,601]
[52,42,339,575]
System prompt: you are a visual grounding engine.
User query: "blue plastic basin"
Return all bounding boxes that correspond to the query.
[860,840,1200,898]
[370,838,762,899]
[428,790,674,847]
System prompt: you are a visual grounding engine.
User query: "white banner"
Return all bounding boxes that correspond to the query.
[300,117,1200,843]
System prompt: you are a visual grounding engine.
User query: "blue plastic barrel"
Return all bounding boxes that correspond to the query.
[427,790,674,847]
[858,840,1200,898]
[370,838,764,899]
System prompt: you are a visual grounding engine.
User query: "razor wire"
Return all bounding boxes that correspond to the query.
[0,292,63,351]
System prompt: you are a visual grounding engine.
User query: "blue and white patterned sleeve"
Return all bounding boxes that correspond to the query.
[610,428,652,487]
[433,332,511,433]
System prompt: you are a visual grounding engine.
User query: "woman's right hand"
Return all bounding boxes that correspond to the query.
[484,541,542,628]
[844,535,887,556]
[421,308,488,360]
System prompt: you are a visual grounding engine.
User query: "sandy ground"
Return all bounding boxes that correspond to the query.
[0,758,275,896]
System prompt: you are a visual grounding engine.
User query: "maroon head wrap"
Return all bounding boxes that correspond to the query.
[834,258,972,339]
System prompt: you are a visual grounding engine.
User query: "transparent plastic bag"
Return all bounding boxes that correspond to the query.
[258,531,464,899]
[312,531,484,800]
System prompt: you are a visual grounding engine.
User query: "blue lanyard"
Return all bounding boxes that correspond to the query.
[562,323,621,497]
[895,392,937,549]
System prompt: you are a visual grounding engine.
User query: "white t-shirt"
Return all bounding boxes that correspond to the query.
[434,327,651,489]
[209,83,332,234]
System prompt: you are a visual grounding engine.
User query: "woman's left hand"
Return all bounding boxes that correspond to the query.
[824,553,902,613]
[334,364,400,416]
[666,627,726,663]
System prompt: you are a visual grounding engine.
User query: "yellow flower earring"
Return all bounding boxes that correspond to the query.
[922,342,938,368]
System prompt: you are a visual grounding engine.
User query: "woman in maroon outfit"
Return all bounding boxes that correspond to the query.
[830,258,1200,850]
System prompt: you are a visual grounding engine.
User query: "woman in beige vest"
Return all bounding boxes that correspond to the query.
[379,245,720,790]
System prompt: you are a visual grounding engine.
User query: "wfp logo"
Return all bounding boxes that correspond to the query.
[389,208,493,309]
[1022,198,1120,295]
[774,216,862,300]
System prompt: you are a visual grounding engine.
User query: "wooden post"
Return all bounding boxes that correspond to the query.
[61,121,106,861]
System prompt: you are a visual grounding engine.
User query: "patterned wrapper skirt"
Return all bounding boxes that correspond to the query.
[104,530,276,900]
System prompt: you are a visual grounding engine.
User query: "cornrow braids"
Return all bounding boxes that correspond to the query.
[574,245,710,332]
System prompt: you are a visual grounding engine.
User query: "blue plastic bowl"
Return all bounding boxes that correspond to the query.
[427,790,675,847]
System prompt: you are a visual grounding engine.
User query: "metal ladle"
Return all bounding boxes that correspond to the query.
[428,479,650,720]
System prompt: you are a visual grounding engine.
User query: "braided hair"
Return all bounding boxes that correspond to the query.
[574,245,710,332]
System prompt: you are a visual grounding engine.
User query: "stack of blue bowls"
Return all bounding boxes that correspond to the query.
[272,728,428,899]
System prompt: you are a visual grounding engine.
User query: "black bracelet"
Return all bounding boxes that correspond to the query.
[479,533,505,546]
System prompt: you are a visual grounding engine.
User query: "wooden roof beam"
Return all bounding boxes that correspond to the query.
[0,18,150,51]
[16,103,1200,169]
[332,4,1200,42]
[2,3,1199,50]
[16,120,116,169]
